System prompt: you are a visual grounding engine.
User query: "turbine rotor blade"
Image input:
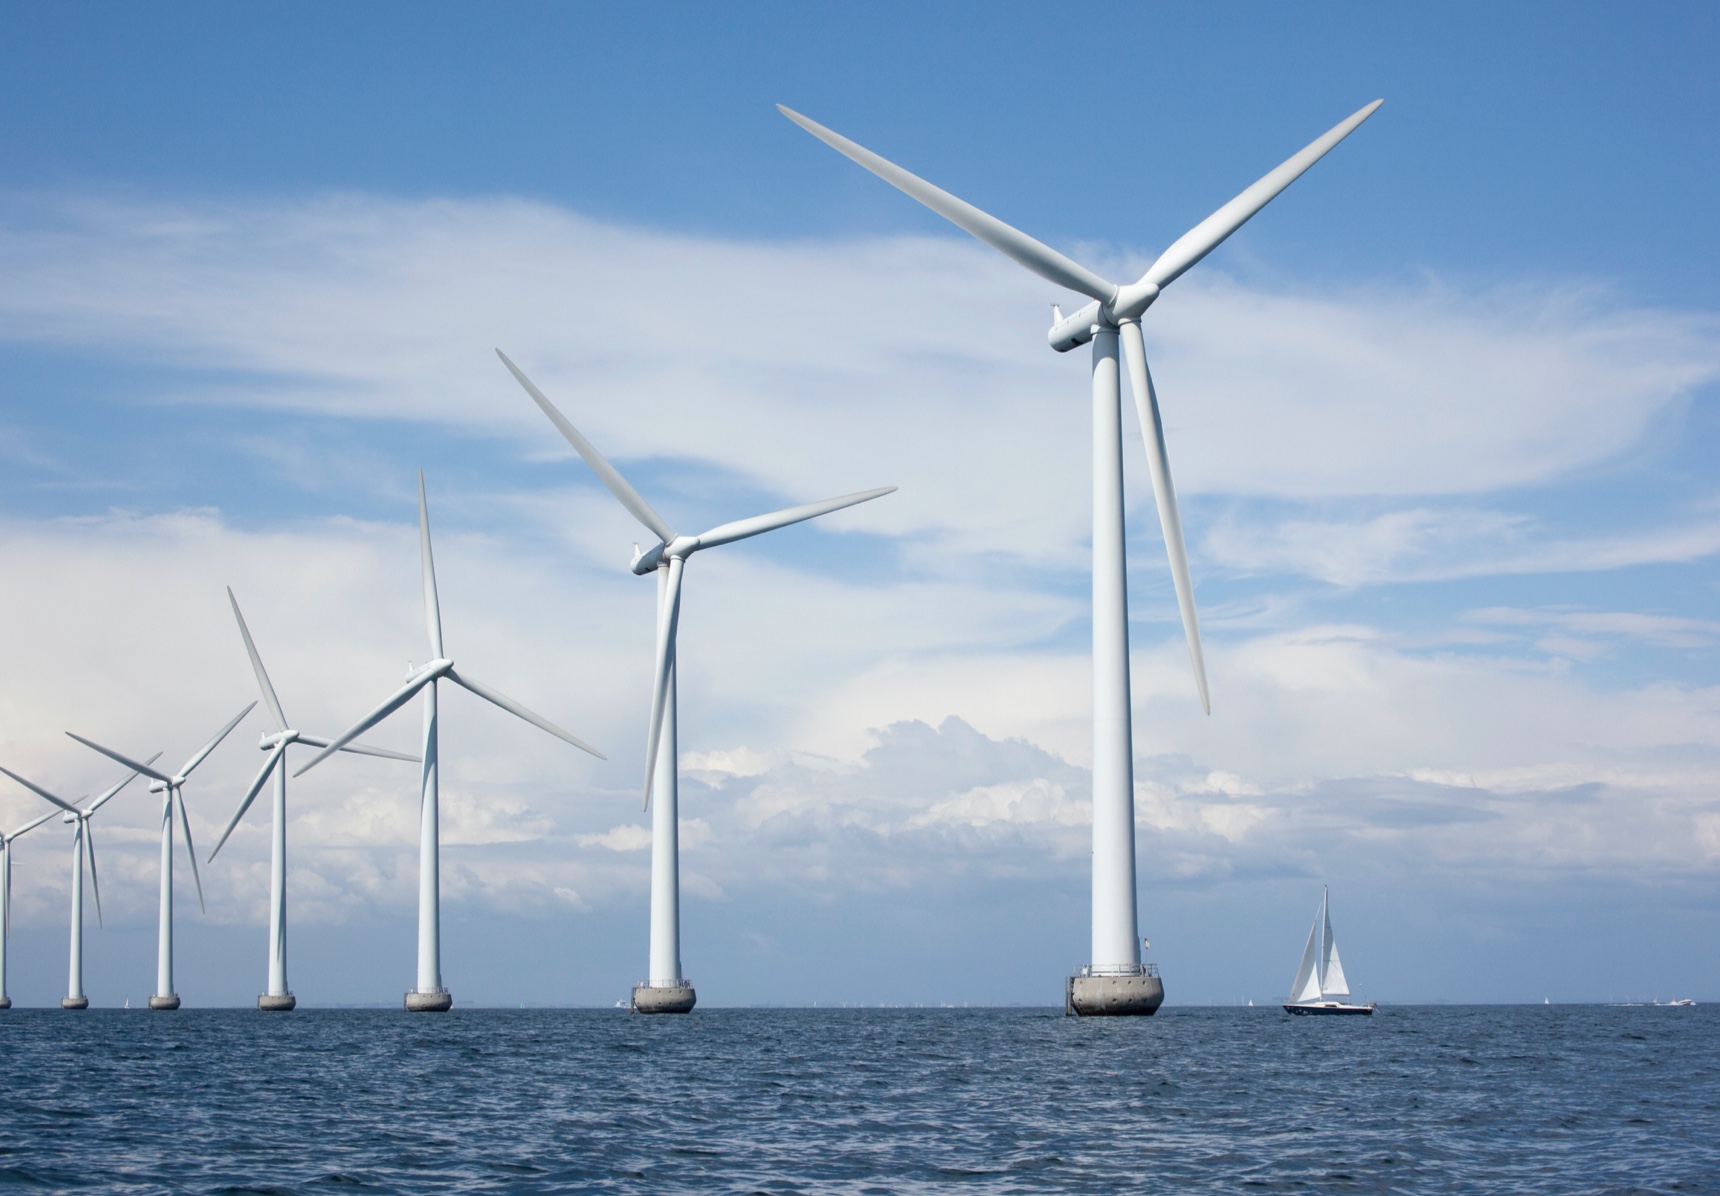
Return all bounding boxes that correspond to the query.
[444,669,605,759]
[298,734,421,763]
[495,350,678,545]
[9,808,62,840]
[175,789,205,913]
[86,751,164,815]
[1120,321,1210,714]
[210,743,286,861]
[694,486,897,551]
[178,703,257,780]
[294,670,438,777]
[65,735,173,785]
[778,106,1117,303]
[0,764,81,814]
[83,821,103,928]
[640,557,685,810]
[418,472,445,659]
[1140,100,1383,292]
[228,588,288,731]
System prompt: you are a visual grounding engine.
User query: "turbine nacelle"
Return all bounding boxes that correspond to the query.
[1047,283,1162,352]
[259,729,301,750]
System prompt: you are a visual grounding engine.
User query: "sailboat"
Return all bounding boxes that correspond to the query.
[1284,887,1375,1016]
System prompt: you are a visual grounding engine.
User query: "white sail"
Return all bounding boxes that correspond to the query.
[1321,939,1351,997]
[1318,888,1352,997]
[1289,918,1321,1003]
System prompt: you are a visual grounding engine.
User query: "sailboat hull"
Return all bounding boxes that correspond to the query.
[1284,1001,1374,1016]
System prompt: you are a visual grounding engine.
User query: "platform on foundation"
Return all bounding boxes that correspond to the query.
[0,997,11,1009]
[62,995,90,1010]
[149,994,181,1010]
[631,982,696,1014]
[405,989,453,1012]
[259,992,297,1012]
[1066,966,1164,1017]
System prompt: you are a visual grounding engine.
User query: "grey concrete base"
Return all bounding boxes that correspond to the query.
[0,997,11,1010]
[258,993,297,1012]
[405,989,453,1013]
[1067,972,1165,1017]
[631,983,696,1014]
[149,994,181,1010]
[62,995,90,1010]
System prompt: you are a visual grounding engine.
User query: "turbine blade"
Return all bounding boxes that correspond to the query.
[228,588,288,731]
[1140,100,1383,291]
[10,808,62,839]
[83,821,103,928]
[640,557,684,810]
[175,790,205,914]
[65,735,174,784]
[85,751,163,814]
[495,350,678,545]
[418,472,445,659]
[445,668,605,759]
[1120,322,1209,714]
[0,764,81,813]
[778,105,1116,302]
[694,486,897,551]
[299,734,421,764]
[178,703,257,780]
[294,670,437,777]
[210,743,285,861]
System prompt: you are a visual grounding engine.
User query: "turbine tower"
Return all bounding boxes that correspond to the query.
[780,100,1381,1014]
[208,588,421,1011]
[70,707,254,1009]
[497,350,895,1014]
[0,758,155,1009]
[0,807,59,1009]
[295,472,604,1012]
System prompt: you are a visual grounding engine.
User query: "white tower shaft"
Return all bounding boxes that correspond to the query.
[648,565,683,988]
[416,678,442,996]
[1089,327,1142,974]
[68,828,85,1000]
[156,792,174,999]
[1,846,10,1004]
[267,765,289,997]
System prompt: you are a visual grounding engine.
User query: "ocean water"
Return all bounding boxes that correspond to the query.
[1,1004,1714,1194]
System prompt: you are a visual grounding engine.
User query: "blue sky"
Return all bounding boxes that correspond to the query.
[1,2,1717,1007]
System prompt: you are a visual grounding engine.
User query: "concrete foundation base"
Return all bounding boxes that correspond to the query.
[1067,971,1165,1017]
[631,983,696,1014]
[0,997,11,1010]
[405,989,453,1013]
[150,995,181,1010]
[258,993,297,1012]
[62,996,90,1010]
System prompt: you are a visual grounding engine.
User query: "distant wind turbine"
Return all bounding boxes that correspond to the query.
[208,588,420,1011]
[295,472,603,1012]
[0,758,156,1009]
[780,101,1381,1014]
[70,708,254,1009]
[498,349,895,1014]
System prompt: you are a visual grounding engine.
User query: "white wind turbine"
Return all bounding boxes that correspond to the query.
[781,101,1381,1013]
[294,471,603,1012]
[70,707,254,1009]
[0,758,156,1009]
[0,807,58,1009]
[497,349,896,1014]
[207,588,421,1011]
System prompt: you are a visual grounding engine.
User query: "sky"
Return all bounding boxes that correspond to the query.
[1,1,1717,1008]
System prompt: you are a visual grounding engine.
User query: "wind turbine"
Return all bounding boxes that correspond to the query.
[497,349,895,1014]
[69,707,254,1009]
[0,807,58,1009]
[294,471,603,1012]
[207,588,421,1011]
[0,758,156,1009]
[780,100,1382,1014]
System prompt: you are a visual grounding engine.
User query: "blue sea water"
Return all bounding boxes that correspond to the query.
[1,1004,1714,1194]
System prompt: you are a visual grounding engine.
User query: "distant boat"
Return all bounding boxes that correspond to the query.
[1284,887,1375,1016]
[1657,997,1695,1007]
